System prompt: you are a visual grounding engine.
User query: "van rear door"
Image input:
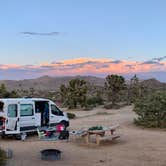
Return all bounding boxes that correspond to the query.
[5,102,20,134]
[19,101,36,132]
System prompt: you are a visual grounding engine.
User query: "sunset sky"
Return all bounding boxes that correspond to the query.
[0,0,166,80]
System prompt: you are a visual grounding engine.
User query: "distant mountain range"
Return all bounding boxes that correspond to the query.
[0,75,166,92]
[123,71,166,83]
[0,70,166,82]
[0,75,105,91]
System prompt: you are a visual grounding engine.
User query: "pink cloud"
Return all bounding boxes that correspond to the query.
[0,58,166,79]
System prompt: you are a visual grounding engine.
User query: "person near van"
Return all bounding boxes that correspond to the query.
[43,103,49,126]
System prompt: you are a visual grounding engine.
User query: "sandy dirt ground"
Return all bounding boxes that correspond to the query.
[1,106,166,166]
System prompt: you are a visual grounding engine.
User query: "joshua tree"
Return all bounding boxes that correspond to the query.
[68,79,87,108]
[0,84,10,98]
[59,84,68,104]
[127,74,140,104]
[105,74,125,106]
[127,74,146,104]
[29,87,35,96]
[59,79,88,109]
[0,84,19,98]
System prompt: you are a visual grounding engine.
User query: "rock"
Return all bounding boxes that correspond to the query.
[6,149,13,159]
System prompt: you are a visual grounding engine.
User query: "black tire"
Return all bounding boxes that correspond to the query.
[1,132,6,139]
[59,121,68,129]
[58,130,69,140]
[14,134,21,140]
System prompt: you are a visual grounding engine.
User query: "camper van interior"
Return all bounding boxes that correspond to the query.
[0,102,5,130]
[35,101,49,126]
[0,102,4,112]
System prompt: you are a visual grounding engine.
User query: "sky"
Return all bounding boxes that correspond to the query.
[0,0,166,80]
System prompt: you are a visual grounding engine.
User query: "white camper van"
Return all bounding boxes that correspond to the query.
[0,98,69,137]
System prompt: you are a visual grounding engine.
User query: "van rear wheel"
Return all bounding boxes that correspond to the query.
[15,134,21,140]
[15,133,27,140]
[1,132,6,139]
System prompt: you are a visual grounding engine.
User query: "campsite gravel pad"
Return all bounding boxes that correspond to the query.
[40,149,61,161]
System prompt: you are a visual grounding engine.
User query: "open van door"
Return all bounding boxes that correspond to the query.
[5,103,20,134]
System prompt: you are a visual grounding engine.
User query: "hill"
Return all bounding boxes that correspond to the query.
[0,75,166,93]
[140,78,166,89]
[0,75,105,92]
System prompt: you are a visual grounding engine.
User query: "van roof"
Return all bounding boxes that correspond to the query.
[0,98,50,102]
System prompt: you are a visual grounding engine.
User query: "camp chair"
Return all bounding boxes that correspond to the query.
[37,127,59,141]
[37,127,69,141]
[37,128,47,139]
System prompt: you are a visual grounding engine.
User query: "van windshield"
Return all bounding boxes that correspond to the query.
[0,102,4,112]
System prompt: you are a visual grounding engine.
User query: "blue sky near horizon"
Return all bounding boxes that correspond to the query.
[0,0,166,65]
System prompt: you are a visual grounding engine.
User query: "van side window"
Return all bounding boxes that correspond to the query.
[8,104,17,117]
[20,104,33,116]
[51,105,63,116]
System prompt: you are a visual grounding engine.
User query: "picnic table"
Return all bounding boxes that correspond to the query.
[82,125,120,145]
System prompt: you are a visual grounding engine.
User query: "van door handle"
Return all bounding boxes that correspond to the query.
[51,116,54,118]
[32,117,35,119]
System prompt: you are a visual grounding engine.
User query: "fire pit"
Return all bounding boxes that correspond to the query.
[40,149,61,160]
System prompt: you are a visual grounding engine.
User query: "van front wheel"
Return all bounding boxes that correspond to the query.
[59,121,69,129]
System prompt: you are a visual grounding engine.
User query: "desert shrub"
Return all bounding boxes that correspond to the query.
[86,97,96,107]
[0,148,6,166]
[133,91,166,128]
[86,96,104,107]
[94,95,104,105]
[83,105,93,111]
[88,125,103,131]
[96,112,109,115]
[104,103,121,109]
[67,112,76,119]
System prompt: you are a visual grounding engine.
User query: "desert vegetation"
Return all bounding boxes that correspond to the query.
[104,74,126,108]
[0,75,166,166]
[134,91,166,128]
[0,74,166,128]
[0,84,18,98]
[60,78,88,109]
[58,74,146,110]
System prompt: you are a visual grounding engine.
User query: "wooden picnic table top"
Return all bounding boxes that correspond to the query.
[85,125,119,135]
[87,130,105,134]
